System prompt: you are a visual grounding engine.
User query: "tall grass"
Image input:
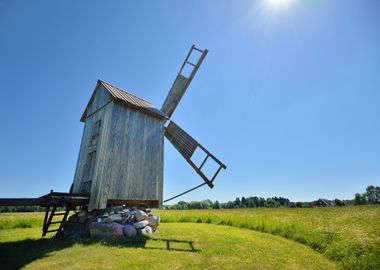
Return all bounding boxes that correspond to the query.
[157,206,380,270]
[0,213,43,230]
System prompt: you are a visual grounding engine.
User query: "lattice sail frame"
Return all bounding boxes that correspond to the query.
[165,121,226,188]
[161,45,227,200]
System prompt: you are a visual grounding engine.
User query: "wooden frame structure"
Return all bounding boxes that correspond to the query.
[0,45,227,226]
[0,190,163,236]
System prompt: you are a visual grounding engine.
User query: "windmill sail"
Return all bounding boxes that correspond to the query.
[161,45,208,118]
[164,121,226,188]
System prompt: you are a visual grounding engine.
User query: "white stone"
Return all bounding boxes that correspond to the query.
[133,220,149,229]
[148,215,160,229]
[141,226,153,235]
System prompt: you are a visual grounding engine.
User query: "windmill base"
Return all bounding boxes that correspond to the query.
[0,190,161,237]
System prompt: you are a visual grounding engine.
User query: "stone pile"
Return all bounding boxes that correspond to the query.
[62,206,160,239]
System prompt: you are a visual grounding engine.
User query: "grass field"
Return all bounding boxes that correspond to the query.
[0,206,379,269]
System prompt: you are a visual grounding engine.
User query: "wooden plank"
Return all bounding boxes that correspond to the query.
[160,45,208,118]
[107,199,160,208]
[73,85,113,194]
[39,192,90,198]
[165,121,198,159]
[42,206,56,236]
[42,206,50,234]
[50,221,62,224]
[57,208,71,235]
[160,74,190,118]
[82,84,112,121]
[199,155,209,170]
[46,229,60,233]
[164,183,207,203]
[88,99,113,210]
[0,192,90,208]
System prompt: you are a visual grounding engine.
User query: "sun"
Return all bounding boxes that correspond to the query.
[267,0,292,8]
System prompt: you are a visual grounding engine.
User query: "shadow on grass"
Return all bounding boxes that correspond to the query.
[0,236,199,270]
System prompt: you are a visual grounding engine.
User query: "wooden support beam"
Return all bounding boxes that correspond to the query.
[107,199,160,208]
[0,192,90,207]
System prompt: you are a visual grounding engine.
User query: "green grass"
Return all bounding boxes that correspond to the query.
[0,213,43,230]
[0,223,336,270]
[0,206,378,269]
[156,206,380,270]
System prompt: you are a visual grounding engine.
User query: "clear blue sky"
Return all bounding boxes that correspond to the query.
[0,0,379,203]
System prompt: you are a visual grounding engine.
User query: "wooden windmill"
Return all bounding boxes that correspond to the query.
[72,45,226,210]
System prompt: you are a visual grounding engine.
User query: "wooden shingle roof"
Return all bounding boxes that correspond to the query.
[81,80,166,122]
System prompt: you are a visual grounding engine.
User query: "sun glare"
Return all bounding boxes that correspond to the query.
[267,0,293,8]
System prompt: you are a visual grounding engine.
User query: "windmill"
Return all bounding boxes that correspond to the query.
[0,45,227,236]
[69,45,226,210]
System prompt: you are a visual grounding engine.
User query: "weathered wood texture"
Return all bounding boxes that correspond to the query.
[160,75,190,118]
[0,192,90,207]
[73,85,112,195]
[73,85,164,210]
[164,121,226,189]
[161,45,208,118]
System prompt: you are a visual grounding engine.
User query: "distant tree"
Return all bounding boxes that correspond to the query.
[277,197,290,207]
[220,202,227,209]
[295,202,303,208]
[342,199,354,206]
[234,197,241,208]
[202,199,213,209]
[334,199,345,206]
[364,185,380,204]
[247,197,256,208]
[264,198,281,208]
[252,196,260,207]
[212,200,220,209]
[354,193,367,205]
[259,197,266,207]
[177,201,188,210]
[226,201,235,209]
[241,197,247,207]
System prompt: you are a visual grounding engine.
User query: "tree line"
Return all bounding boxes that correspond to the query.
[163,196,291,210]
[163,185,379,210]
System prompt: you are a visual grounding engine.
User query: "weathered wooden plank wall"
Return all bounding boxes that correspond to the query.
[72,86,112,194]
[91,101,164,210]
[73,85,164,210]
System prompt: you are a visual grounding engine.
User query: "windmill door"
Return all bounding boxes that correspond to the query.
[81,119,101,193]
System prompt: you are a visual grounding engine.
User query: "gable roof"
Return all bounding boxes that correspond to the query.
[81,80,166,122]
[316,198,335,206]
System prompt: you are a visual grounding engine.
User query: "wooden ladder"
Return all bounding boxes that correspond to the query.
[42,206,71,237]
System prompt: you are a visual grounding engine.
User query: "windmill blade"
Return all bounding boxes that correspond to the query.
[164,121,226,188]
[161,45,208,118]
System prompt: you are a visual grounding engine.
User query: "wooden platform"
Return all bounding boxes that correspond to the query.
[0,191,90,207]
[0,191,160,208]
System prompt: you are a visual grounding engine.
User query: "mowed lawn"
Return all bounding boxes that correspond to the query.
[0,206,379,270]
[0,223,335,270]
